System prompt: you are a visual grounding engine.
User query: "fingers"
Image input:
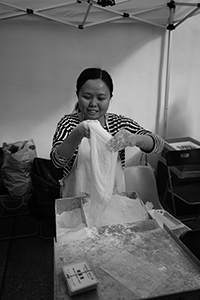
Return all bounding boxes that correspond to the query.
[76,121,90,139]
[107,129,127,152]
[107,137,124,152]
[81,121,90,138]
[85,128,90,139]
[107,130,136,151]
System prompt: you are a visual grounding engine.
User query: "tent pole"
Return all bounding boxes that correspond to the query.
[0,12,26,20]
[163,29,173,139]
[163,1,175,139]
[175,7,200,28]
[163,1,199,138]
[89,1,166,29]
[79,3,93,29]
[176,2,200,7]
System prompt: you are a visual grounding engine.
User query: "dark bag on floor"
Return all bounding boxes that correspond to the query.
[1,140,37,197]
[28,157,63,231]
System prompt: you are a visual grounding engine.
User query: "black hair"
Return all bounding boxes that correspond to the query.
[74,68,113,112]
[76,68,113,97]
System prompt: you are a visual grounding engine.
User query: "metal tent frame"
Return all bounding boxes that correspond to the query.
[163,1,200,138]
[0,0,199,138]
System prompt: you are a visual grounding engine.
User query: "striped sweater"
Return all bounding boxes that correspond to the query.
[50,112,164,177]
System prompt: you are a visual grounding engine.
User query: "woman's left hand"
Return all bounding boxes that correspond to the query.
[107,129,137,152]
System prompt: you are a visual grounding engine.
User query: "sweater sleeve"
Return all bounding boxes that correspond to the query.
[143,132,164,154]
[50,114,79,174]
[129,125,164,154]
[107,113,164,155]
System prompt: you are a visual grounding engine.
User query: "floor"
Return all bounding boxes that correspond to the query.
[1,199,200,300]
[0,204,54,300]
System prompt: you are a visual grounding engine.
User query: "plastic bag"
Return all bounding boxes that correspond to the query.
[1,139,37,197]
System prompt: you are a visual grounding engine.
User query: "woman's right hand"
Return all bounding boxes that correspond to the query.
[75,121,90,139]
[56,121,90,159]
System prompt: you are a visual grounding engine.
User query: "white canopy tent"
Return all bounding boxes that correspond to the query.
[0,0,199,30]
[0,0,200,143]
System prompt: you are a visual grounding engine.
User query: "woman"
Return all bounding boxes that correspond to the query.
[50,67,164,198]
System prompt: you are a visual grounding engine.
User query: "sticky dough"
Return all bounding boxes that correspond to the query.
[86,120,126,227]
[88,120,119,203]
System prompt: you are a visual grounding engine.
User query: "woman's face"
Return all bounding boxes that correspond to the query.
[78,79,111,121]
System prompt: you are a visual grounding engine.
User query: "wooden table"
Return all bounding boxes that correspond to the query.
[54,219,200,300]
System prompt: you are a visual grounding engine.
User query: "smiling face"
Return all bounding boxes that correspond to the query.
[78,79,111,123]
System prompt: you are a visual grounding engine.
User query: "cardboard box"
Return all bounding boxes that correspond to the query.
[55,195,88,243]
[55,192,149,244]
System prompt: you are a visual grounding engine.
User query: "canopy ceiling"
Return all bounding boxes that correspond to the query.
[1,0,200,140]
[0,0,200,29]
